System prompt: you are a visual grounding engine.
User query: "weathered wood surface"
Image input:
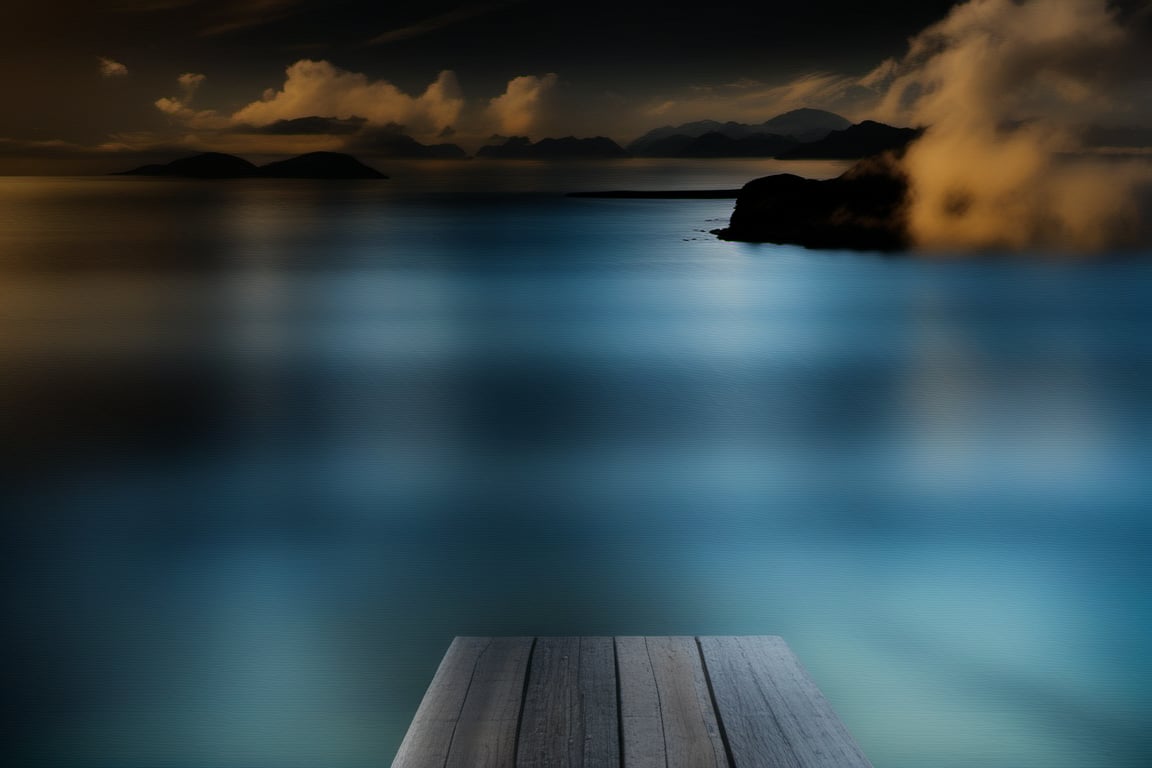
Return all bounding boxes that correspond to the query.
[517,637,619,767]
[392,637,534,768]
[700,636,873,768]
[392,636,872,768]
[617,636,727,768]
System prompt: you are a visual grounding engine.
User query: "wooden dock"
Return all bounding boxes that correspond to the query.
[392,636,873,768]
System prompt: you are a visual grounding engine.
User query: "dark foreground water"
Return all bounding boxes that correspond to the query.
[2,160,1151,768]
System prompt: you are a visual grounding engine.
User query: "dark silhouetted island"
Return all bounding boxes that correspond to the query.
[120,152,259,178]
[255,152,388,178]
[713,155,910,251]
[119,151,388,179]
[477,136,629,159]
[780,121,923,159]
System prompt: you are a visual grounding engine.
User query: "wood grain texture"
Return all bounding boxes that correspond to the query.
[445,636,534,768]
[617,637,729,768]
[616,637,666,768]
[392,637,493,768]
[699,636,873,768]
[393,636,872,768]
[516,636,620,767]
[578,637,621,768]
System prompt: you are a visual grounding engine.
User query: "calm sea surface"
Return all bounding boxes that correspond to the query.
[2,160,1151,768]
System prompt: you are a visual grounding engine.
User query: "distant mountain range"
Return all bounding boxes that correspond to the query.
[118,110,923,173]
[629,109,851,155]
[477,136,630,159]
[779,121,923,159]
[626,109,919,160]
[119,151,388,179]
[349,130,467,159]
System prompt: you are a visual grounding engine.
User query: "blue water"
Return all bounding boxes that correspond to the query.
[2,161,1151,768]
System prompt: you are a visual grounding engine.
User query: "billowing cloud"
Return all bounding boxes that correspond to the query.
[230,60,463,139]
[98,57,128,77]
[874,0,1152,250]
[486,73,557,136]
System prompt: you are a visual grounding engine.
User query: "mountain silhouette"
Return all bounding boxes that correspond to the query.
[119,152,258,178]
[758,108,855,141]
[629,108,851,155]
[349,129,467,158]
[118,152,388,179]
[780,121,922,159]
[256,152,388,178]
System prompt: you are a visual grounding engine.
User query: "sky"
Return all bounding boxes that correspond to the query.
[2,0,1151,172]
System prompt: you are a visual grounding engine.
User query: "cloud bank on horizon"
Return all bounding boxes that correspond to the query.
[136,62,562,154]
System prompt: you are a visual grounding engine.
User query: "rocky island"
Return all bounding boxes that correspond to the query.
[118,151,388,179]
[713,155,911,251]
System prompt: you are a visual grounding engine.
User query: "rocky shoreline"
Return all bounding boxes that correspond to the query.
[713,156,910,251]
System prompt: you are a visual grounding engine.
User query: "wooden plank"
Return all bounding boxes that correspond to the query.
[392,637,491,768]
[517,637,579,767]
[516,636,619,767]
[445,636,534,768]
[699,636,873,768]
[578,637,621,768]
[616,637,665,768]
[617,636,729,768]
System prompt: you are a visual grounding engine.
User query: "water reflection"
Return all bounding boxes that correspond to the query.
[1,172,1151,768]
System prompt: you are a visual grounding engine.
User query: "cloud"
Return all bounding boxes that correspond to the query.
[198,0,306,36]
[637,72,880,132]
[367,1,522,45]
[486,73,557,136]
[154,72,228,130]
[230,60,463,139]
[98,57,129,77]
[873,0,1152,250]
[114,0,306,35]
[177,72,206,93]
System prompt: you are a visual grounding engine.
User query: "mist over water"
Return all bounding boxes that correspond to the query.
[872,0,1152,251]
[2,163,1152,768]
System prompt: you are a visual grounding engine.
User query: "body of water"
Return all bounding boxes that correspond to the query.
[2,159,1151,767]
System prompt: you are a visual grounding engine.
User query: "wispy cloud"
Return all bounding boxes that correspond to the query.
[641,71,879,129]
[98,57,129,77]
[113,0,308,35]
[199,0,307,35]
[366,1,523,45]
[155,72,228,129]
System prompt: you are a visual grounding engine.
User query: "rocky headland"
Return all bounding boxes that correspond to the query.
[713,155,911,251]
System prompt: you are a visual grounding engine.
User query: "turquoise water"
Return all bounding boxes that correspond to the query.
[2,161,1151,767]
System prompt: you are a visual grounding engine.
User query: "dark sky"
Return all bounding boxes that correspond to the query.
[2,0,1149,169]
[0,1,950,138]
